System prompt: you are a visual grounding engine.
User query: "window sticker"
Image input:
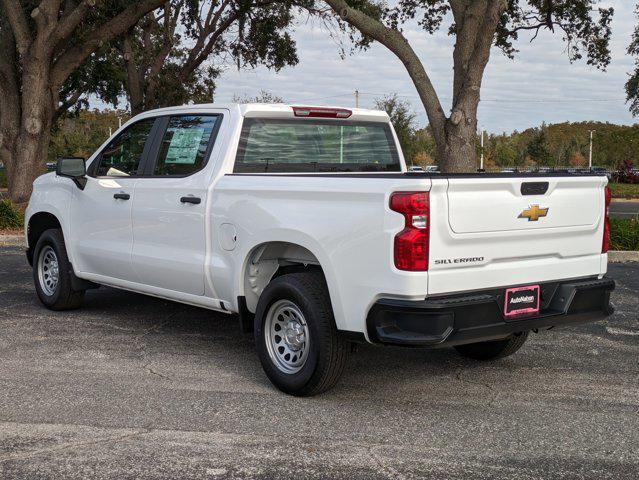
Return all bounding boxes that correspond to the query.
[164,128,205,164]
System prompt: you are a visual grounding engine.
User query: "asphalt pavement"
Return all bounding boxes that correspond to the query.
[0,245,638,479]
[610,200,639,220]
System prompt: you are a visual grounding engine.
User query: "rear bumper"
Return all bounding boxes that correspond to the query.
[366,277,615,347]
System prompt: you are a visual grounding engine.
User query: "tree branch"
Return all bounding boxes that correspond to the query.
[179,9,241,81]
[51,0,165,88]
[181,0,231,74]
[51,0,94,48]
[462,0,506,91]
[55,87,84,119]
[121,34,144,113]
[1,0,32,54]
[323,0,447,144]
[451,0,490,102]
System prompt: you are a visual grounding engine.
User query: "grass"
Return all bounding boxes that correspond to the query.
[608,182,639,199]
[609,218,639,251]
[0,200,24,232]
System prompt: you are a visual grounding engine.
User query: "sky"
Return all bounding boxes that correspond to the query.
[210,0,638,134]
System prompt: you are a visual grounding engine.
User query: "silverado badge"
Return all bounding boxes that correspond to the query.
[519,205,549,222]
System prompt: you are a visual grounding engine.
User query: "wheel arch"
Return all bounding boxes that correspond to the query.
[241,241,326,314]
[26,211,63,266]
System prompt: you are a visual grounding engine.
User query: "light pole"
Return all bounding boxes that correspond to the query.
[480,128,485,171]
[588,130,596,169]
[355,90,360,108]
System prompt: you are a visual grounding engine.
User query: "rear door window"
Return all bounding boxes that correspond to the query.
[152,115,220,176]
[234,119,401,172]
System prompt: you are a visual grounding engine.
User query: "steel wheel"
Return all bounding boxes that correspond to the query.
[264,299,310,374]
[37,245,59,296]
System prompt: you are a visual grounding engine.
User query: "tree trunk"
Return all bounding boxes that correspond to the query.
[324,0,506,173]
[7,56,53,205]
[441,115,478,172]
[442,0,504,172]
[122,35,146,116]
[0,0,166,204]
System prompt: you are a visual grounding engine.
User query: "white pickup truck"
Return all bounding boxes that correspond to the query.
[25,103,615,396]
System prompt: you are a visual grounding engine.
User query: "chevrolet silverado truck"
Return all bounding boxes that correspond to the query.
[25,104,615,396]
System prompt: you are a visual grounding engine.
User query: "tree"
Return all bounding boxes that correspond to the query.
[627,3,639,116]
[48,109,128,162]
[412,127,437,166]
[525,125,551,166]
[118,0,299,114]
[232,90,285,103]
[569,150,586,167]
[323,0,614,172]
[0,0,166,204]
[374,93,417,162]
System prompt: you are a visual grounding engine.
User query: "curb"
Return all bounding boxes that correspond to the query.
[608,250,639,263]
[611,198,639,203]
[0,234,24,247]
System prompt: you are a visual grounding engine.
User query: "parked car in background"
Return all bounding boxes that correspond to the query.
[24,103,615,396]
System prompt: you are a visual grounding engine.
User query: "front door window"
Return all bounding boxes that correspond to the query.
[95,118,155,177]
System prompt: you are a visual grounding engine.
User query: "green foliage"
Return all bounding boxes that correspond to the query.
[610,219,639,251]
[374,94,417,162]
[0,168,6,189]
[525,125,552,166]
[112,0,301,112]
[412,128,438,165]
[232,90,285,103]
[29,1,166,116]
[609,183,639,199]
[0,200,23,230]
[483,122,639,169]
[48,110,129,163]
[627,3,639,116]
[384,1,613,69]
[394,117,639,168]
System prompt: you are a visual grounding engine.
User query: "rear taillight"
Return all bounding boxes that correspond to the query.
[602,185,611,253]
[390,192,429,271]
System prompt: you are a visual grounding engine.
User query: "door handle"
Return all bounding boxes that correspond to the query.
[113,193,130,200]
[521,182,549,196]
[180,196,201,205]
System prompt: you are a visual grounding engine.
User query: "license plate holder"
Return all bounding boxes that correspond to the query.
[504,285,540,318]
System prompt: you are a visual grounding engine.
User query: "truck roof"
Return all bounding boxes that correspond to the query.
[137,103,390,123]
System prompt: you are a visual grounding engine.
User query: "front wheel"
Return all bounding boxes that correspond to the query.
[254,270,349,396]
[454,332,529,360]
[33,229,84,310]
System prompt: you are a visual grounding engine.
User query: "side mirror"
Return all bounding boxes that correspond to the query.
[56,157,87,190]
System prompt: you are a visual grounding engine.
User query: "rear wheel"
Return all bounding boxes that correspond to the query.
[254,270,349,396]
[33,229,84,310]
[454,332,529,360]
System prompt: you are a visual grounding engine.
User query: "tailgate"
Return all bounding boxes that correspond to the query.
[427,175,608,295]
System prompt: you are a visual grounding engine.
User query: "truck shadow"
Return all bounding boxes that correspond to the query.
[73,286,505,397]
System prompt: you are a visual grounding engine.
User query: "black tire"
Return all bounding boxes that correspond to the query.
[254,270,349,396]
[454,331,529,361]
[32,228,84,310]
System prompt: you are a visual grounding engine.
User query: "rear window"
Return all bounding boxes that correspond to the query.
[234,118,401,173]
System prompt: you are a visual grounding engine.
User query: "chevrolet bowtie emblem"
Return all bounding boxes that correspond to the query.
[519,205,549,221]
